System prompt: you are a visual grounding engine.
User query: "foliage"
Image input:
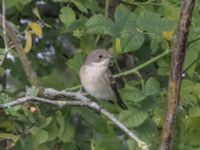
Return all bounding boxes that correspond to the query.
[0,0,199,150]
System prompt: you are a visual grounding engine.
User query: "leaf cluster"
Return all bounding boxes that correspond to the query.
[0,0,200,150]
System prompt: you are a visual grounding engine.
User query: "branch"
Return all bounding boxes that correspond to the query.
[0,88,148,150]
[2,0,8,52]
[113,49,171,78]
[0,0,8,66]
[0,14,41,88]
[160,0,196,150]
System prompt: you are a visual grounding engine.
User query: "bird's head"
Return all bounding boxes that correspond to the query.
[85,49,113,67]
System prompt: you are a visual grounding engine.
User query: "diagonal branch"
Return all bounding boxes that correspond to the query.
[0,88,149,150]
[160,0,196,150]
[0,14,41,88]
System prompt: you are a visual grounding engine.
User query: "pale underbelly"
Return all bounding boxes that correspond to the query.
[80,68,115,101]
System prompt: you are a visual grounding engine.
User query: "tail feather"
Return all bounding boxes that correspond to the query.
[117,98,128,110]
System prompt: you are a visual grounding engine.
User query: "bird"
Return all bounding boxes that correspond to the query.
[79,49,128,110]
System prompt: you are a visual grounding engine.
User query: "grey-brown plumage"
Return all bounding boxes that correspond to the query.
[79,49,128,110]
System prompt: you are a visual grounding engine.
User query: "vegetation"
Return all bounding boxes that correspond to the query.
[0,0,199,150]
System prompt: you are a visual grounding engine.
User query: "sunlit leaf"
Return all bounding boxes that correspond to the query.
[32,7,42,20]
[0,133,19,143]
[23,31,32,53]
[26,86,39,96]
[114,38,122,54]
[60,7,76,27]
[29,22,43,37]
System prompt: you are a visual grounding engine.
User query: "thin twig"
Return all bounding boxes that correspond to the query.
[0,0,10,66]
[2,0,8,52]
[0,88,149,150]
[105,0,109,17]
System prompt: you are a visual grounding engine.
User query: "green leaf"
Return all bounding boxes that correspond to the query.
[159,1,180,20]
[0,133,19,143]
[193,83,200,99]
[156,58,170,76]
[183,50,198,77]
[181,94,197,107]
[45,118,58,141]
[71,0,88,13]
[181,79,195,94]
[115,4,144,52]
[0,120,14,132]
[189,108,200,118]
[85,14,116,36]
[39,116,53,128]
[26,86,39,96]
[91,133,123,150]
[68,16,87,31]
[120,84,146,103]
[55,111,74,143]
[72,108,107,132]
[61,122,75,143]
[5,0,18,8]
[34,129,48,145]
[121,29,144,52]
[30,127,49,145]
[183,117,200,146]
[80,35,96,53]
[128,139,138,150]
[19,0,32,5]
[114,4,132,29]
[56,111,65,139]
[61,143,75,150]
[144,77,160,96]
[67,52,85,73]
[53,0,69,2]
[60,7,76,27]
[137,11,174,34]
[150,36,163,53]
[119,108,148,128]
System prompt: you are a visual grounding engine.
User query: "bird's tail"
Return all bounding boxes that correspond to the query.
[117,98,128,110]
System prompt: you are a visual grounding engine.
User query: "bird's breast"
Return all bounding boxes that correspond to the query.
[79,65,114,100]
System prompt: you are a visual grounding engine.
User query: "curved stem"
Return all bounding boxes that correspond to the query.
[113,49,171,78]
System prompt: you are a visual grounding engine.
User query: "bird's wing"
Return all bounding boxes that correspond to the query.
[104,69,128,110]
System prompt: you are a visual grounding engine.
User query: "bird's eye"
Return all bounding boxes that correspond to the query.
[98,55,103,59]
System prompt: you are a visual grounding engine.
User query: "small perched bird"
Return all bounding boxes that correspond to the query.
[79,49,128,110]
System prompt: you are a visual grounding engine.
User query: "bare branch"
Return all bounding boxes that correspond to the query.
[160,0,196,149]
[2,0,7,51]
[0,0,8,66]
[0,88,148,150]
[0,14,41,88]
